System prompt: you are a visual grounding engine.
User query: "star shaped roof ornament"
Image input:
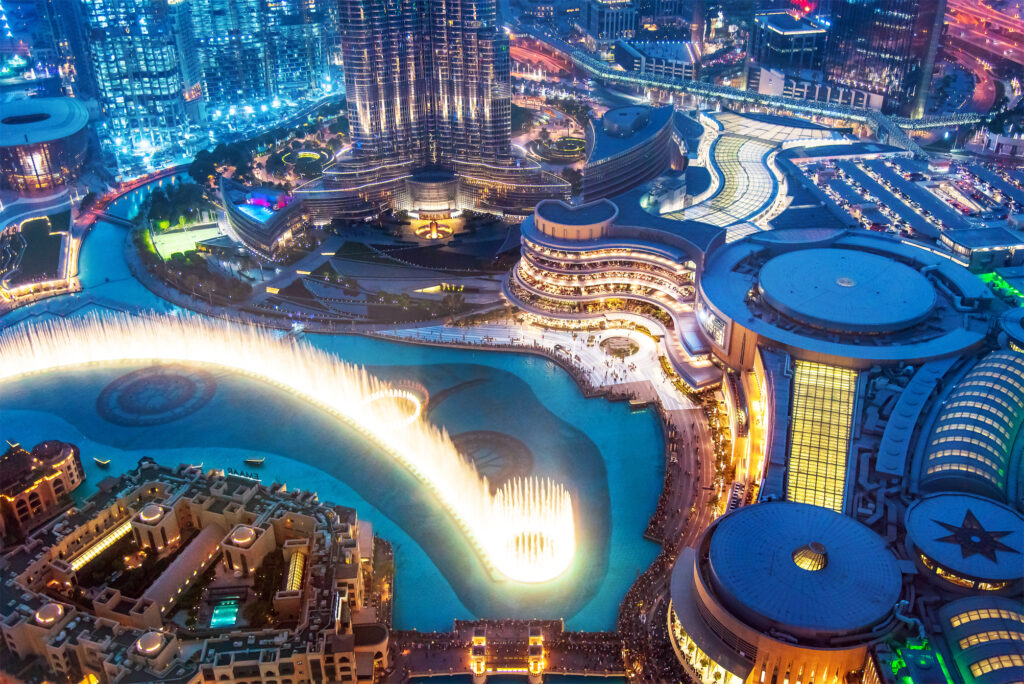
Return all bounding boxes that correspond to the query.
[933,509,1020,563]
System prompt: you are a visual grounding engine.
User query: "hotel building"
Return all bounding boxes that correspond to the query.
[582,0,637,57]
[823,0,946,117]
[0,459,390,683]
[0,439,84,543]
[79,0,205,170]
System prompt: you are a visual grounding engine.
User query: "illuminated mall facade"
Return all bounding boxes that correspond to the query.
[507,178,1023,683]
[0,98,89,194]
[659,226,1024,683]
[0,459,390,683]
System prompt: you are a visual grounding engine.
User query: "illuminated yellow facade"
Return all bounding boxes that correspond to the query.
[786,361,857,513]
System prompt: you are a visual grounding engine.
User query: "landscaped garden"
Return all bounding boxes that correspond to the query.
[2,211,70,287]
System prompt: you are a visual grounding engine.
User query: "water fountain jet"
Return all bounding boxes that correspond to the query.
[0,313,576,583]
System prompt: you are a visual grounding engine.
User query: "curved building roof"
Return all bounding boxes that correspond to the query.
[1001,308,1024,352]
[588,105,673,164]
[535,198,616,226]
[906,493,1024,586]
[920,350,1024,500]
[757,249,936,333]
[939,596,1024,684]
[697,228,994,367]
[0,97,89,147]
[703,502,901,639]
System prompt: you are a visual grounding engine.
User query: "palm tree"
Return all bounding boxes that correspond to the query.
[442,292,465,322]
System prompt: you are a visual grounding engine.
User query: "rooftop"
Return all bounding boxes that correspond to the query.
[588,105,674,164]
[757,248,937,334]
[942,226,1024,251]
[754,10,826,35]
[704,502,901,638]
[906,493,1024,583]
[0,97,89,147]
[697,228,995,365]
[535,199,617,226]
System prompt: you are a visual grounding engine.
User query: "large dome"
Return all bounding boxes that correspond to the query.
[705,502,902,638]
[758,248,936,333]
[696,228,993,367]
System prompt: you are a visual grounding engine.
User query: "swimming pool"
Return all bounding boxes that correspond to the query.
[210,598,240,629]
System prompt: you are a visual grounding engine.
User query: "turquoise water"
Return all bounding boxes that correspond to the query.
[0,177,664,633]
[210,599,240,629]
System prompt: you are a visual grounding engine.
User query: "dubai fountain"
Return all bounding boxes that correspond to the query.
[0,313,576,583]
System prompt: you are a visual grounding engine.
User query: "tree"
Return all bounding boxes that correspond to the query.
[538,127,551,143]
[188,150,218,186]
[293,157,324,179]
[561,167,583,195]
[442,292,465,321]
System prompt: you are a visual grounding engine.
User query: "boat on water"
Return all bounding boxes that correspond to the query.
[243,457,265,466]
[94,458,111,467]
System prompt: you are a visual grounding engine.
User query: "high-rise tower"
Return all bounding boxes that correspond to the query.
[81,0,204,170]
[823,0,946,117]
[307,0,567,218]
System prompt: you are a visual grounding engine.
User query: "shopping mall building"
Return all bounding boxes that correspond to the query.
[510,108,1023,684]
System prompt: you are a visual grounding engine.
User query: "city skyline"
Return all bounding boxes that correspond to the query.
[1,0,1023,682]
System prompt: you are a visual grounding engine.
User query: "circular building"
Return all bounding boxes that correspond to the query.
[1000,308,1024,352]
[403,167,460,218]
[0,97,89,193]
[696,228,995,370]
[905,493,1023,594]
[669,502,903,684]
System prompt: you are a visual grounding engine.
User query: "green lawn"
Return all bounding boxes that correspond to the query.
[152,226,223,260]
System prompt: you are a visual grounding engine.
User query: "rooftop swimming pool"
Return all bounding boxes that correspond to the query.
[236,203,277,224]
[210,598,241,629]
[0,175,664,633]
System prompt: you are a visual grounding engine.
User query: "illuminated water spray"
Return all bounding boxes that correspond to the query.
[0,314,576,583]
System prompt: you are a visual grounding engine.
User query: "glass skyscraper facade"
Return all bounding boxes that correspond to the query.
[81,0,205,169]
[823,0,946,117]
[318,0,567,217]
[191,0,272,105]
[340,0,511,168]
[191,0,334,107]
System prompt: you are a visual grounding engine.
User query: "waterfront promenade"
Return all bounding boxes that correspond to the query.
[389,620,624,681]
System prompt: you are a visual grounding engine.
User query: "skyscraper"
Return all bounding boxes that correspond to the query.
[81,0,204,169]
[265,0,331,101]
[190,0,335,108]
[190,0,272,105]
[304,0,567,217]
[823,0,946,117]
[584,0,636,55]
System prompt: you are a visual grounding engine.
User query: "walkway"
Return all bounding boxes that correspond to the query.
[389,620,625,681]
[375,321,696,411]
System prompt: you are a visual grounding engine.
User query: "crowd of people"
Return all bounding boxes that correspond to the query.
[548,630,625,673]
